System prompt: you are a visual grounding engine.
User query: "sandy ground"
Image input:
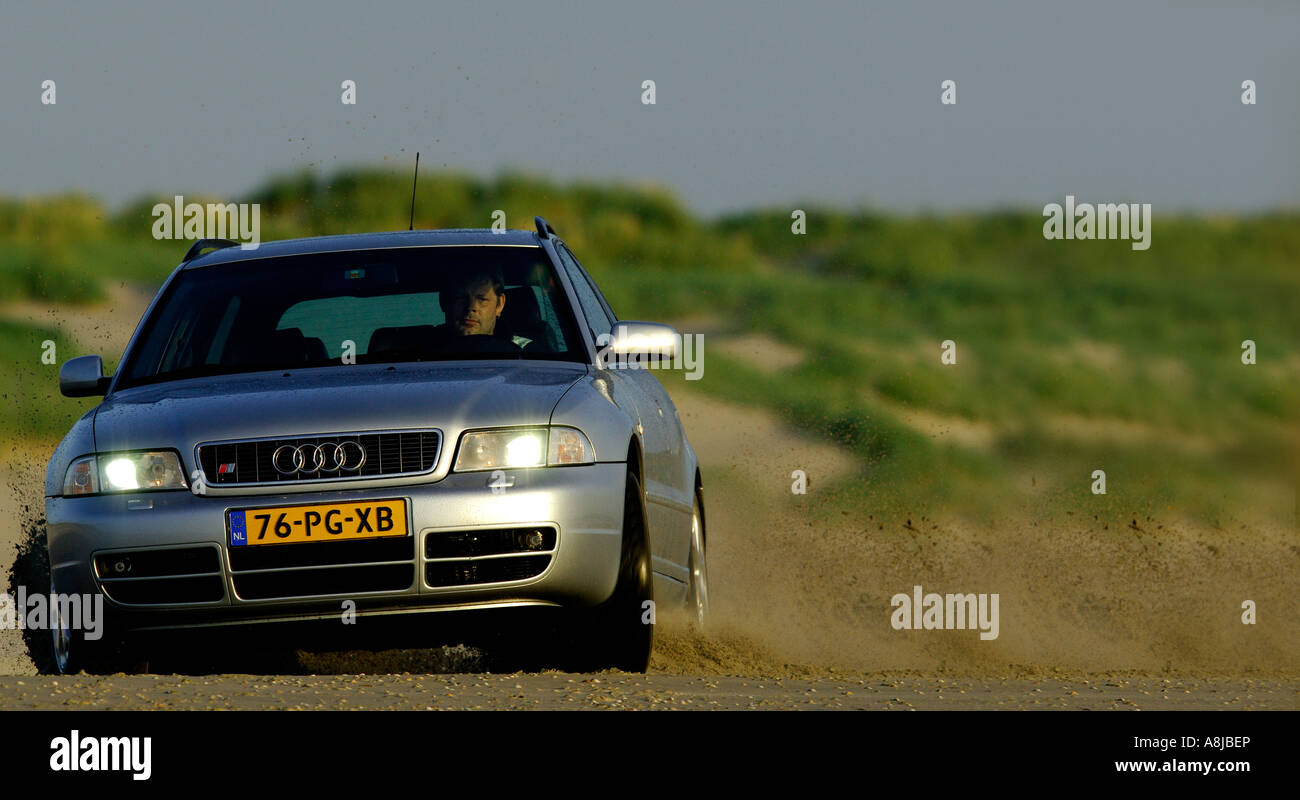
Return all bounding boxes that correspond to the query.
[0,671,1292,710]
[1,289,1296,709]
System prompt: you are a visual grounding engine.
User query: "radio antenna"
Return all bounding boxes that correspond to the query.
[408,151,420,231]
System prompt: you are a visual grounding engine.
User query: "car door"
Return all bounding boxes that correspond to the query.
[567,254,692,544]
[551,242,690,583]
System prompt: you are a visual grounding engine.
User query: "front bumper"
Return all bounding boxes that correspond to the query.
[46,463,626,633]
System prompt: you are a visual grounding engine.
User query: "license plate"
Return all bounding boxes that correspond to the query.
[228,499,408,547]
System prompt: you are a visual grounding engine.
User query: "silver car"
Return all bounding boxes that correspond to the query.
[44,218,709,674]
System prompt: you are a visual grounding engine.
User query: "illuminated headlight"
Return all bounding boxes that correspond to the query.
[63,451,188,496]
[453,426,594,471]
[455,429,547,471]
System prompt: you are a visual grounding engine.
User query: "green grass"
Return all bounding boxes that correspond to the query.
[622,249,1298,527]
[0,319,90,440]
[0,243,106,305]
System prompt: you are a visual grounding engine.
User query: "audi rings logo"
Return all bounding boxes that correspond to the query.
[272,442,367,475]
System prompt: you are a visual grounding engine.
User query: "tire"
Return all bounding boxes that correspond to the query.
[565,470,654,672]
[50,579,126,675]
[686,487,709,631]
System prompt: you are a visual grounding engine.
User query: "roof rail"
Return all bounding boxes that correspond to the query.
[182,238,240,263]
[534,216,557,239]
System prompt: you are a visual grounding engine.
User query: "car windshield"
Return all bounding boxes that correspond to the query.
[116,246,586,389]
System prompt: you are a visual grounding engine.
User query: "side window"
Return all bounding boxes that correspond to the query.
[555,244,612,340]
[571,248,618,323]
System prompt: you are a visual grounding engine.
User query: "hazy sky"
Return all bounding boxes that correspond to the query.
[2,1,1296,216]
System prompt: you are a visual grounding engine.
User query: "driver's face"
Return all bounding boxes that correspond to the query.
[446,277,505,336]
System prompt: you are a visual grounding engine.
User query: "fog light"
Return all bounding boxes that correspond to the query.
[112,557,131,574]
[523,529,545,551]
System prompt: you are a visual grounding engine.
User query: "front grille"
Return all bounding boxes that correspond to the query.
[234,564,414,600]
[230,535,415,601]
[230,536,413,571]
[95,545,225,605]
[423,527,555,587]
[425,556,551,587]
[103,576,226,605]
[197,429,440,486]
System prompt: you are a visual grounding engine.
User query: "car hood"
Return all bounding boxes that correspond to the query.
[93,361,588,455]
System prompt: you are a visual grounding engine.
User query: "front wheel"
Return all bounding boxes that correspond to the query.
[565,470,654,672]
[50,581,124,675]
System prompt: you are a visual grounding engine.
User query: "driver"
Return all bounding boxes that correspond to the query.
[433,268,531,350]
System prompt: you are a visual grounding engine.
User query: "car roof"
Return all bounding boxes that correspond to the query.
[182,229,544,269]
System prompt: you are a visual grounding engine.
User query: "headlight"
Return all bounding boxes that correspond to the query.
[102,451,188,491]
[453,426,594,471]
[455,428,547,471]
[63,451,188,495]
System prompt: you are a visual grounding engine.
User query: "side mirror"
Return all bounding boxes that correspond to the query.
[59,355,111,397]
[601,321,678,366]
